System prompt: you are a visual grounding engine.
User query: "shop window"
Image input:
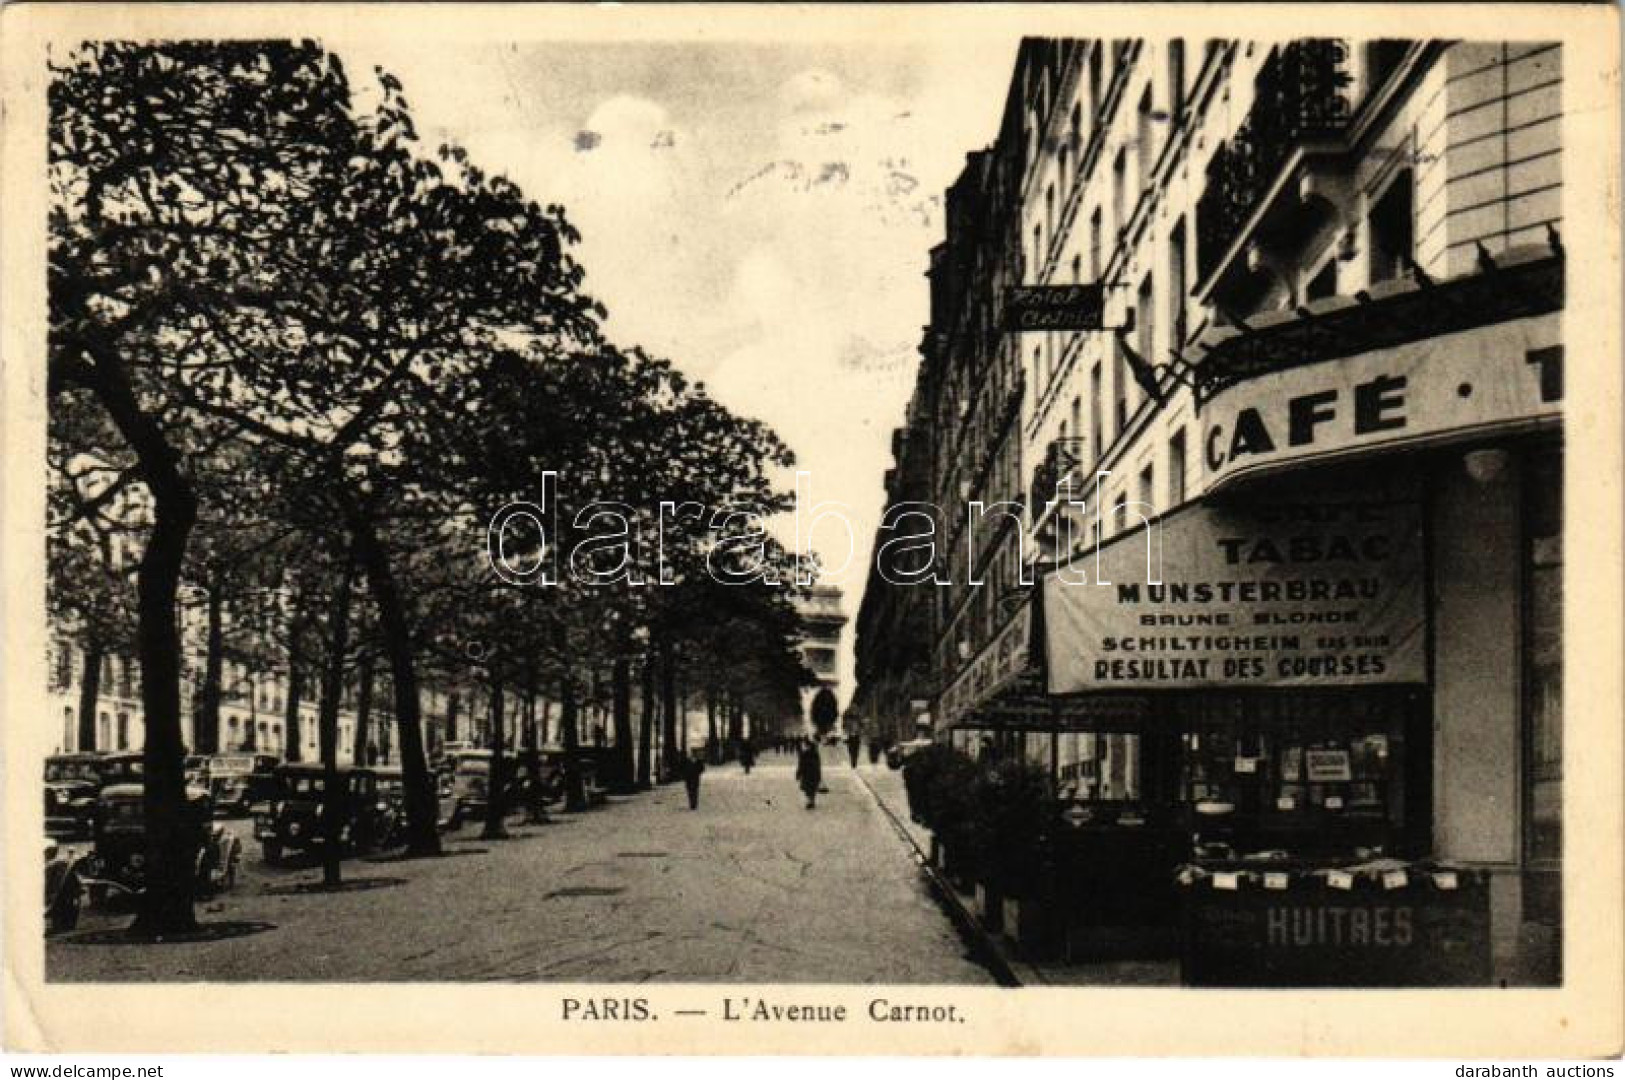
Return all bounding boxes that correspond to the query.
[1058,732,1143,802]
[1178,691,1416,859]
[1368,170,1414,284]
[1524,449,1562,867]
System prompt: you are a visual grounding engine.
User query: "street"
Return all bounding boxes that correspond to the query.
[47,749,994,984]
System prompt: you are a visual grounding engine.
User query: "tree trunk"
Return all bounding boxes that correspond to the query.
[637,647,655,789]
[283,603,305,763]
[129,486,200,937]
[482,674,509,839]
[611,645,634,793]
[352,647,374,765]
[350,514,439,857]
[559,671,587,813]
[69,345,200,935]
[706,692,719,764]
[523,673,547,824]
[76,635,103,752]
[193,579,224,756]
[317,564,354,888]
[659,638,678,783]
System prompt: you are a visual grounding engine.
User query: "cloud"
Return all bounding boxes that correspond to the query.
[782,69,846,112]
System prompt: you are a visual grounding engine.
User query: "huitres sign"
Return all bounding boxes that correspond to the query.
[1042,500,1424,693]
[1002,284,1107,331]
[1201,311,1561,493]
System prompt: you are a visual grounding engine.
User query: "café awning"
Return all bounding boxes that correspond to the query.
[1041,497,1428,697]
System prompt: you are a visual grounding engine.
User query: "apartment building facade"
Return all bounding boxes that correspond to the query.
[861,35,1564,983]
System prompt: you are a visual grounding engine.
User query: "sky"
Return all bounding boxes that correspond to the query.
[333,36,1020,700]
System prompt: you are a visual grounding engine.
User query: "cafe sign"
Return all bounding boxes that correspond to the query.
[1042,500,1425,693]
[938,603,1034,726]
[1201,311,1561,493]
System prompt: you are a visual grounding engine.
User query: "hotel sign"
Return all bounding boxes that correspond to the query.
[938,604,1034,726]
[1201,311,1562,493]
[1002,285,1107,331]
[1042,500,1425,693]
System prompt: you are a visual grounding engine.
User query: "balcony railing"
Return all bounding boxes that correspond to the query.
[1196,39,1353,281]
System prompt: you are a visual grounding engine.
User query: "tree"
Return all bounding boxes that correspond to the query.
[49,41,357,934]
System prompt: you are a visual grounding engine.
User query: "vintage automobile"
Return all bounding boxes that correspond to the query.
[447,749,542,821]
[44,838,83,934]
[77,781,243,906]
[447,749,497,822]
[97,751,146,787]
[204,753,281,816]
[255,764,389,864]
[44,752,104,839]
[375,766,466,836]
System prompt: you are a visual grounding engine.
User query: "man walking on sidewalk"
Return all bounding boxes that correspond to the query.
[795,737,822,809]
[679,750,706,810]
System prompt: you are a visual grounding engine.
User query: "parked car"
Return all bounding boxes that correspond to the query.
[204,753,281,816]
[885,737,935,771]
[447,749,524,822]
[532,748,571,803]
[375,766,464,836]
[255,764,388,864]
[96,751,145,787]
[44,838,83,934]
[44,752,104,839]
[77,780,242,906]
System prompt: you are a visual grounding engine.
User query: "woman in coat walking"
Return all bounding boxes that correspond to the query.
[794,737,822,809]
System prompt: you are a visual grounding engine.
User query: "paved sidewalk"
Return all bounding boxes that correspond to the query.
[48,754,995,984]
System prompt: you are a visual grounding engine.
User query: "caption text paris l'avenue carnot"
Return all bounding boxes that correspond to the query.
[561,996,966,1024]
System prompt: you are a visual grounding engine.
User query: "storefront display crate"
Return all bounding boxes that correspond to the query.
[1177,861,1491,987]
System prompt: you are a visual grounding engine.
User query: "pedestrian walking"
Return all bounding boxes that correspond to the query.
[739,737,756,775]
[846,732,861,769]
[795,737,822,809]
[679,750,706,810]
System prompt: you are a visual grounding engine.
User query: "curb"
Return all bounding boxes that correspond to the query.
[850,766,1023,988]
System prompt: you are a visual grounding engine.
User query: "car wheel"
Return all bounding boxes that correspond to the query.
[262,841,282,866]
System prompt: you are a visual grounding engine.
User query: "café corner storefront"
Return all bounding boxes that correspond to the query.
[1036,251,1564,986]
